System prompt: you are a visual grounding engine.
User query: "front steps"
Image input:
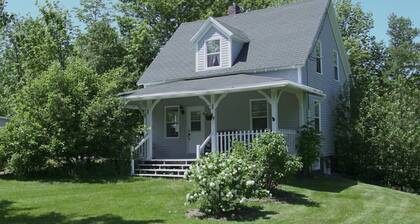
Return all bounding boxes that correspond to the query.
[134,159,195,178]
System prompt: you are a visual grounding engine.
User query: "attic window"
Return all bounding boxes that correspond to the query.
[206,39,220,68]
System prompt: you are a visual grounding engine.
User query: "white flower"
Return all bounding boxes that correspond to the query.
[246,180,255,186]
[240,197,246,203]
[209,182,215,187]
[226,191,233,198]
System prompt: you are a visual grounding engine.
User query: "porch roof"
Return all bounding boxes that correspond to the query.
[119,74,324,101]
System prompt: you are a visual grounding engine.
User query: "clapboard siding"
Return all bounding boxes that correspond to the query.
[197,27,230,71]
[304,11,348,157]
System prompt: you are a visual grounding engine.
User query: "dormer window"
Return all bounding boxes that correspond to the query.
[206,39,220,68]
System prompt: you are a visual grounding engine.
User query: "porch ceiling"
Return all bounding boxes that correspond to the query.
[119,74,324,101]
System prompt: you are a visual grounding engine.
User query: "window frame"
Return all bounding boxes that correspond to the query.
[249,99,269,130]
[205,38,222,69]
[313,100,321,132]
[315,40,322,75]
[333,50,340,81]
[164,105,180,139]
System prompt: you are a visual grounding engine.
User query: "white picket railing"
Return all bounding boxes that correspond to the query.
[216,129,297,154]
[196,135,211,159]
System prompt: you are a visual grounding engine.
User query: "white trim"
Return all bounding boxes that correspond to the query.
[190,17,249,43]
[297,67,303,84]
[333,50,340,81]
[249,99,269,130]
[204,38,222,69]
[327,2,351,78]
[313,100,321,132]
[186,106,205,154]
[124,80,325,101]
[137,64,302,86]
[164,105,180,139]
[315,40,323,75]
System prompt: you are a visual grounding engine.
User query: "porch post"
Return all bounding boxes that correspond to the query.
[259,89,282,132]
[210,95,217,153]
[270,89,280,132]
[199,94,227,153]
[145,99,160,160]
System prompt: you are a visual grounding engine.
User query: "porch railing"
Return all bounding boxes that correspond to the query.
[131,134,149,175]
[216,129,297,154]
[196,134,211,159]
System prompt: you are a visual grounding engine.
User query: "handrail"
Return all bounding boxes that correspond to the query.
[134,134,149,151]
[196,135,211,159]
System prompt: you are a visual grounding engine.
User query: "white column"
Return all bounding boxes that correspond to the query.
[146,101,153,160]
[145,100,160,160]
[210,95,217,153]
[271,89,279,132]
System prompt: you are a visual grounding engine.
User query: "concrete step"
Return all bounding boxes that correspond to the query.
[134,159,194,178]
[136,173,185,178]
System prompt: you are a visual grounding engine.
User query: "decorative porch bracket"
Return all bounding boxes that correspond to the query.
[138,99,160,160]
[199,94,227,153]
[258,89,282,132]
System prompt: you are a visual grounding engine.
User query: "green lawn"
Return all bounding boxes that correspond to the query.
[0,175,419,224]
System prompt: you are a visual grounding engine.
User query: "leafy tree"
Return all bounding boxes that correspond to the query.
[384,14,419,79]
[0,1,73,115]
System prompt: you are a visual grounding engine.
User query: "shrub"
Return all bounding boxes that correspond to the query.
[297,124,321,175]
[185,152,270,216]
[237,132,302,190]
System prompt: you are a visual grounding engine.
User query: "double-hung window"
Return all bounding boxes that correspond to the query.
[250,99,268,130]
[315,41,322,74]
[333,50,339,81]
[206,39,220,68]
[165,106,180,138]
[313,101,321,132]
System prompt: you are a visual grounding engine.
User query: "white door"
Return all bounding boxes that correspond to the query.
[186,106,205,154]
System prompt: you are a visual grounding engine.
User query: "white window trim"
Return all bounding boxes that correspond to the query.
[333,50,340,81]
[316,40,323,75]
[313,100,321,132]
[164,105,180,139]
[249,99,269,130]
[204,38,222,70]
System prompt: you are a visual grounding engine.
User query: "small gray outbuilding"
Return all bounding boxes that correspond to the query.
[0,116,9,128]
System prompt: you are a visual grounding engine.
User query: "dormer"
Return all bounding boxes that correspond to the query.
[190,17,249,72]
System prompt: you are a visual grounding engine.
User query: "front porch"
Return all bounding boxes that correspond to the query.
[119,74,324,165]
[130,89,305,161]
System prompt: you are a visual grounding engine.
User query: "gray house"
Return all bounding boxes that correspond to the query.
[0,116,9,128]
[120,0,350,177]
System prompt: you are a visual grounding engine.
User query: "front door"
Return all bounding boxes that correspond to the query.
[186,106,205,154]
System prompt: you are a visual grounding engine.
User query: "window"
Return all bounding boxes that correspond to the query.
[165,106,180,138]
[250,99,268,130]
[333,50,339,81]
[315,41,322,74]
[313,101,321,132]
[206,39,220,68]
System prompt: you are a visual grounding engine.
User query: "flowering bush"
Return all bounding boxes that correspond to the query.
[185,152,270,216]
[237,132,303,190]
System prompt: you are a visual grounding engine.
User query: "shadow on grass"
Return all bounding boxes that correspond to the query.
[191,205,276,222]
[270,188,320,207]
[0,200,164,224]
[285,174,358,193]
[227,205,276,221]
[0,173,147,184]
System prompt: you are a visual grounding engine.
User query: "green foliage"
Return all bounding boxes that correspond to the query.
[235,132,302,190]
[0,59,141,175]
[186,152,270,216]
[334,1,420,193]
[297,124,321,174]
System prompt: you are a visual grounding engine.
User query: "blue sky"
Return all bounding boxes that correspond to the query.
[5,0,420,44]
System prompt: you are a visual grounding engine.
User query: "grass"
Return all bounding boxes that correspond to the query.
[0,175,419,224]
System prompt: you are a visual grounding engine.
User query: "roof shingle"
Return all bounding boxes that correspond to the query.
[138,0,330,85]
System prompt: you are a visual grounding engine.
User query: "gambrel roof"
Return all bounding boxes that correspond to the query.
[138,0,340,85]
